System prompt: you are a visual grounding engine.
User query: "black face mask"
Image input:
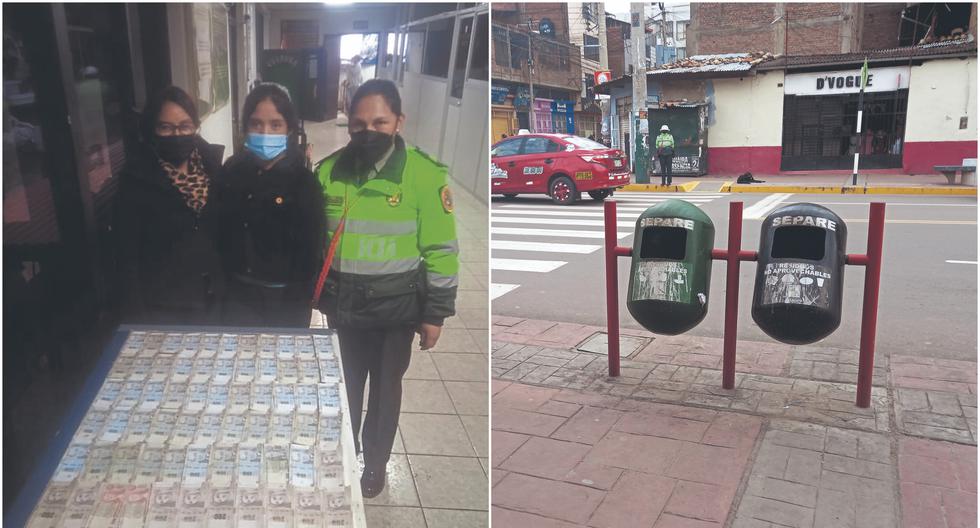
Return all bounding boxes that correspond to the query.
[154,134,198,165]
[348,130,394,169]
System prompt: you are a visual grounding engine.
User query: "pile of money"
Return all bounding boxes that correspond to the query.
[28,331,356,528]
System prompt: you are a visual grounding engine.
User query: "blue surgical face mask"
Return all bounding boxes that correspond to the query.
[245,133,288,161]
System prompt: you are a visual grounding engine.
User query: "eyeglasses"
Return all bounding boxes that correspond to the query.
[155,123,197,136]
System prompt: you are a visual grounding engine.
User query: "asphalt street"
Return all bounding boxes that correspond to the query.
[491,191,978,361]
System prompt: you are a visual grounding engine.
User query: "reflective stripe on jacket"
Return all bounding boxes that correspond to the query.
[315,135,459,327]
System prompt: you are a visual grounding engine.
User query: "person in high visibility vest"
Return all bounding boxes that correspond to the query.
[314,79,458,498]
[656,124,676,185]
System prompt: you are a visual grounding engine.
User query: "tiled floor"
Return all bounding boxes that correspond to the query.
[307,117,489,527]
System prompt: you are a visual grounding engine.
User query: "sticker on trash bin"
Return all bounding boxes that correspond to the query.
[631,261,691,303]
[761,262,832,307]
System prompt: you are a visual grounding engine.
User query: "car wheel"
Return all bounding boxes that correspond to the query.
[588,189,612,201]
[502,193,518,199]
[550,176,578,205]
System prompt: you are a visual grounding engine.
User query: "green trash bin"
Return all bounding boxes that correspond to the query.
[626,199,715,334]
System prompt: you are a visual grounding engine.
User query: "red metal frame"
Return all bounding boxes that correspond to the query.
[603,199,885,408]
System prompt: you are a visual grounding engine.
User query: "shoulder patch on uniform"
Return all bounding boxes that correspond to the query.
[413,147,447,168]
[440,185,454,214]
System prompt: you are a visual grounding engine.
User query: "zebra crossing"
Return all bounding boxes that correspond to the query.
[490,193,726,300]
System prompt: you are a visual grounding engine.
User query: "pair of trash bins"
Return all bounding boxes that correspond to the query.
[626,200,847,345]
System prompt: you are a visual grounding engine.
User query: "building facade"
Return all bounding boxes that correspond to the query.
[490,3,583,140]
[598,38,977,176]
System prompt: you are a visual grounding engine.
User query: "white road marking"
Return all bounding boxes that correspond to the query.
[743,193,794,219]
[491,283,520,299]
[946,260,978,265]
[491,227,631,239]
[492,240,601,253]
[842,219,977,225]
[493,216,635,228]
[491,258,567,272]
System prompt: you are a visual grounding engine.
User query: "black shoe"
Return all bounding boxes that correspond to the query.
[361,467,387,498]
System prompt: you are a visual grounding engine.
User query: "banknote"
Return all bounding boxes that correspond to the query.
[205,383,229,414]
[299,360,321,384]
[194,413,223,446]
[205,487,235,528]
[158,447,185,486]
[118,485,151,528]
[264,445,289,488]
[234,357,256,384]
[278,358,299,384]
[258,334,277,357]
[52,443,89,483]
[74,410,108,445]
[218,413,245,445]
[80,445,113,483]
[123,411,153,444]
[161,333,183,355]
[177,486,207,528]
[130,357,154,382]
[316,450,345,490]
[251,383,273,414]
[227,383,250,414]
[185,383,209,413]
[98,410,130,444]
[139,381,166,412]
[295,336,316,358]
[182,446,210,487]
[317,358,341,383]
[276,335,296,359]
[146,485,179,528]
[134,445,164,485]
[93,380,123,411]
[317,415,342,453]
[191,358,214,384]
[236,445,262,489]
[150,357,175,383]
[317,384,341,417]
[274,384,296,414]
[115,381,145,412]
[269,413,294,445]
[208,446,236,488]
[171,413,199,448]
[294,414,318,446]
[171,358,194,384]
[108,357,135,381]
[244,413,269,446]
[289,444,316,488]
[212,358,235,385]
[259,357,278,383]
[162,382,188,411]
[265,509,294,528]
[147,410,177,446]
[296,385,318,415]
[107,444,140,484]
[180,334,201,358]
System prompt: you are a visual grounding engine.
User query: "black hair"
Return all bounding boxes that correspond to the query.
[140,85,200,142]
[349,79,402,117]
[241,82,298,135]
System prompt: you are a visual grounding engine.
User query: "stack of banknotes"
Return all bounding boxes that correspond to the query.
[28,331,354,528]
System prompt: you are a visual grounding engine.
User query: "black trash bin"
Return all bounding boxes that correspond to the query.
[751,203,847,344]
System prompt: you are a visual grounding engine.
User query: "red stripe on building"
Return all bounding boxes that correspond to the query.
[706,146,782,176]
[902,141,978,174]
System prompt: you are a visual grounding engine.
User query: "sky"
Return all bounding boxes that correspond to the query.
[604,1,690,23]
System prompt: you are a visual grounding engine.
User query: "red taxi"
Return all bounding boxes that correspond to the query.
[490,133,630,205]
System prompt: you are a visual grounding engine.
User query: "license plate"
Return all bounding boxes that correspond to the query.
[614,160,623,167]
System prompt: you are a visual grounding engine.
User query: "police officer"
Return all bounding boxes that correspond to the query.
[314,79,458,498]
[656,124,675,185]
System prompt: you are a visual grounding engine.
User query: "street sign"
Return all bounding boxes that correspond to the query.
[594,71,612,85]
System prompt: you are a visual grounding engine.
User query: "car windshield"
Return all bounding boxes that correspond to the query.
[563,136,608,150]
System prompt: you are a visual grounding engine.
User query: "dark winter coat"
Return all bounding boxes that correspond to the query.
[114,136,226,324]
[212,147,325,326]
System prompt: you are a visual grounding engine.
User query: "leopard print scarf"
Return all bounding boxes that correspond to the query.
[159,149,209,214]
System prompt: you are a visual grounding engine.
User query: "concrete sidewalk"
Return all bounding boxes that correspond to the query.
[308,118,489,527]
[619,173,978,195]
[491,316,977,528]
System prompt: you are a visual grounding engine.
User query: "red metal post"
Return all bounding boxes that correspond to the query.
[604,200,621,377]
[856,202,886,408]
[722,202,744,389]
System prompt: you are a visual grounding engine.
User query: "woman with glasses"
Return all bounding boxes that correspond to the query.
[212,83,324,327]
[114,86,226,324]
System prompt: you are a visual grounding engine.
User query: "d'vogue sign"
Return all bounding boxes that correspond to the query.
[785,66,911,96]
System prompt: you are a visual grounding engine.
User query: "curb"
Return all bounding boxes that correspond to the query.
[719,182,978,195]
[619,181,701,192]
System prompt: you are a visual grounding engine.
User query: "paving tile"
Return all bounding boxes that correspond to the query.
[588,471,675,528]
[410,455,487,510]
[492,406,566,437]
[423,508,488,528]
[489,507,586,528]
[664,480,736,522]
[745,475,817,508]
[537,400,582,417]
[491,469,508,487]
[431,353,488,381]
[430,328,480,354]
[736,495,814,528]
[654,514,722,528]
[491,430,530,467]
[405,352,442,380]
[500,436,591,480]
[899,453,960,489]
[585,432,684,474]
[562,461,624,490]
[445,381,489,415]
[400,414,477,456]
[551,406,624,445]
[941,488,977,528]
[401,379,457,414]
[364,505,427,527]
[614,412,710,442]
[460,415,488,458]
[492,473,604,524]
[363,454,420,507]
[492,383,559,412]
[701,413,763,450]
[667,442,746,487]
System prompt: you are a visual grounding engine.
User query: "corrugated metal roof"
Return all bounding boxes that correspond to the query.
[687,53,751,61]
[759,35,976,69]
[649,62,755,75]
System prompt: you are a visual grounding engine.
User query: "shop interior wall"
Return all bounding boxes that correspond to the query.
[263,6,399,49]
[167,4,236,160]
[904,57,978,172]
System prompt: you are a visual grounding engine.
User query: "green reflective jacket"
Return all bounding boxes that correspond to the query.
[656,132,675,150]
[315,136,459,328]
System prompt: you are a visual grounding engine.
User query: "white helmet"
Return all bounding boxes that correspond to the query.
[660,125,670,132]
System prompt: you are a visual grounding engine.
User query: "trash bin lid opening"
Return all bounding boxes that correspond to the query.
[771,226,826,261]
[640,226,687,260]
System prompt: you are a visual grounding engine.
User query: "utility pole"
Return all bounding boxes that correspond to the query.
[659,2,668,64]
[526,17,536,132]
[630,2,649,182]
[598,2,609,69]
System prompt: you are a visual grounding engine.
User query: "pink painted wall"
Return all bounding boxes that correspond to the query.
[707,146,782,175]
[903,141,978,174]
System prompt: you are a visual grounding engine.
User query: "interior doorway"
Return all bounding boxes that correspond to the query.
[337,33,379,115]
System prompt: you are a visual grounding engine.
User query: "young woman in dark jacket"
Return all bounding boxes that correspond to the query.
[212,83,324,327]
[115,86,225,324]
